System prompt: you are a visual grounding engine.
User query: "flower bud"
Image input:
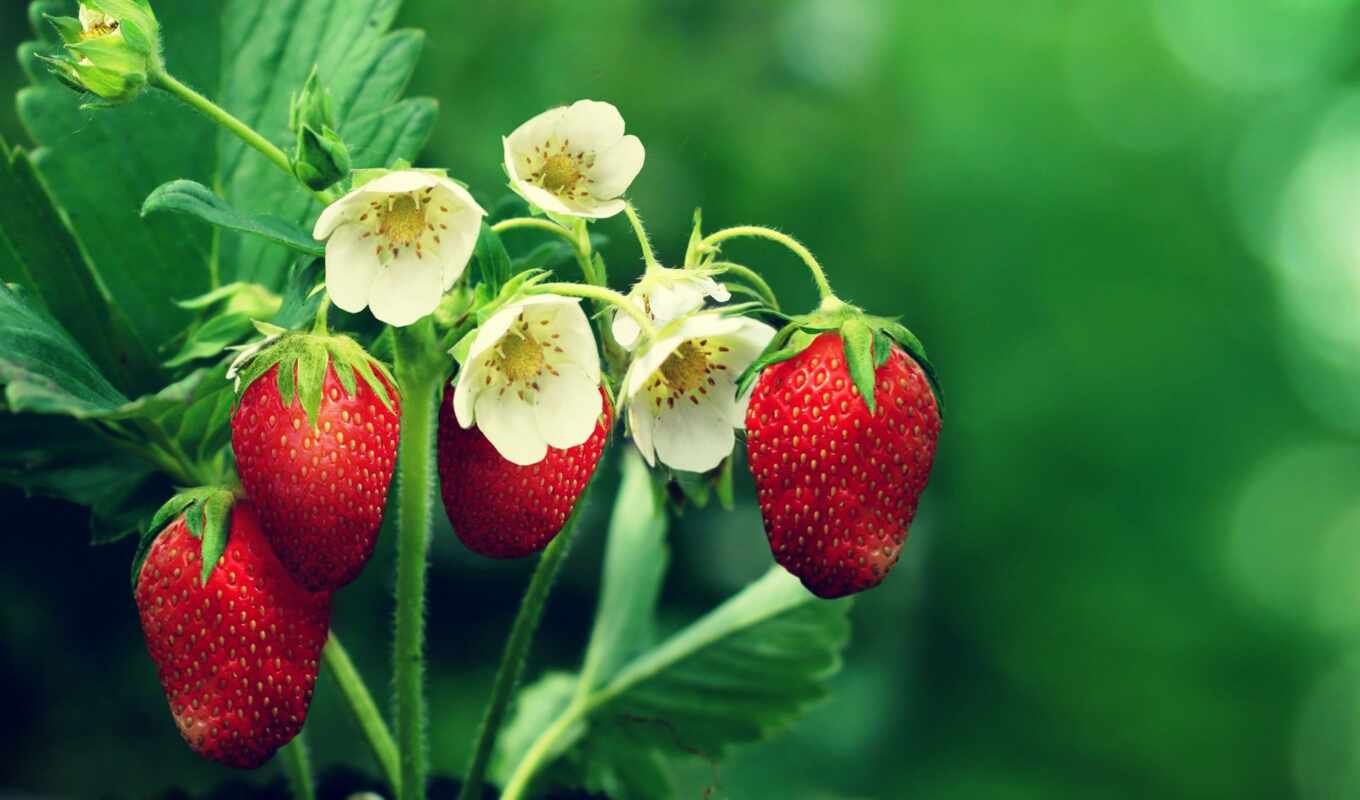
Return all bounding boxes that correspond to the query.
[42,1,162,105]
[289,66,352,190]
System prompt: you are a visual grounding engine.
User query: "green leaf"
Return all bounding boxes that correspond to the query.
[840,318,878,414]
[0,282,128,417]
[296,342,330,428]
[198,489,234,584]
[142,179,325,258]
[131,485,234,590]
[163,312,255,368]
[217,1,438,288]
[0,135,160,393]
[579,452,670,692]
[474,222,513,296]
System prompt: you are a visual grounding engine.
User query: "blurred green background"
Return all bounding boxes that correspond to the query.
[6,0,1360,797]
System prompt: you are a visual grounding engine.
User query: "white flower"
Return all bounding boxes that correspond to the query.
[313,170,485,327]
[623,313,775,473]
[611,267,732,350]
[503,100,645,219]
[453,295,604,466]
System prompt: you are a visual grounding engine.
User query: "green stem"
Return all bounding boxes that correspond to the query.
[391,323,444,800]
[499,700,587,800]
[324,632,401,794]
[279,735,316,800]
[149,69,337,205]
[491,216,577,245]
[623,202,661,272]
[709,261,780,311]
[700,226,836,302]
[535,281,657,341]
[458,514,585,800]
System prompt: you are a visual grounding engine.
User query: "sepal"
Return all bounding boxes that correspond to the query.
[228,329,398,427]
[130,486,235,591]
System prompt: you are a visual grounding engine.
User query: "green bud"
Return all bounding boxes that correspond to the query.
[289,66,351,190]
[41,1,162,105]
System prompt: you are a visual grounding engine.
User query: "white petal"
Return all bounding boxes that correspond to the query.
[715,318,778,367]
[612,310,642,350]
[363,170,440,195]
[503,135,529,182]
[510,179,575,217]
[430,184,483,289]
[624,332,686,400]
[558,100,626,152]
[476,389,548,466]
[590,135,645,200]
[703,277,732,303]
[507,106,566,153]
[627,402,658,467]
[527,299,600,383]
[366,249,443,327]
[653,395,735,473]
[466,304,524,364]
[649,280,705,327]
[314,190,368,240]
[571,197,626,220]
[452,371,477,429]
[324,225,381,313]
[535,368,602,450]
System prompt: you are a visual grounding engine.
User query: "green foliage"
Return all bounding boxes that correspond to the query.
[216,0,436,287]
[131,485,236,589]
[142,179,325,258]
[493,453,851,797]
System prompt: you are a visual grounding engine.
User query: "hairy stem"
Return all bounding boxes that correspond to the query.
[709,261,781,311]
[392,323,444,800]
[623,202,661,272]
[324,632,400,794]
[279,735,316,800]
[458,513,585,800]
[701,226,836,301]
[491,216,577,245]
[150,69,337,205]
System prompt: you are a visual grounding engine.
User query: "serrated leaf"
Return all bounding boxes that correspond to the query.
[0,135,159,393]
[840,318,877,414]
[217,1,437,288]
[0,282,128,417]
[142,179,325,258]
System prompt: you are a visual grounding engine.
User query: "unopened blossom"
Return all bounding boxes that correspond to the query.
[453,296,603,466]
[503,100,645,219]
[313,170,485,327]
[623,313,775,473]
[611,267,732,350]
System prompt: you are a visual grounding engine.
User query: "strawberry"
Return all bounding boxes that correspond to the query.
[437,385,612,558]
[745,328,941,598]
[229,331,400,591]
[132,491,331,768]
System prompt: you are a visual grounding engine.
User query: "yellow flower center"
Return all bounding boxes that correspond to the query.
[540,153,582,193]
[660,342,710,394]
[500,331,545,383]
[379,194,427,247]
[79,22,119,40]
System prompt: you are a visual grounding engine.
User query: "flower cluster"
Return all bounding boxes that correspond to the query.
[313,99,773,475]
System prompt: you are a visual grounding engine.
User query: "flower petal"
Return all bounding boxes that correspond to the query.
[476,389,548,466]
[612,310,642,350]
[527,298,600,383]
[363,170,440,195]
[453,370,477,429]
[652,394,735,473]
[314,190,367,240]
[366,248,443,327]
[510,179,575,217]
[535,368,602,450]
[590,134,645,200]
[627,402,658,467]
[324,224,381,313]
[558,100,626,152]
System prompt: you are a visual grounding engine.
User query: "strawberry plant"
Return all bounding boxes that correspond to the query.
[1,2,942,798]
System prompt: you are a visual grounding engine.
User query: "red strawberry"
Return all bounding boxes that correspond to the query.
[437,385,611,558]
[133,496,331,768]
[745,331,940,598]
[230,335,400,591]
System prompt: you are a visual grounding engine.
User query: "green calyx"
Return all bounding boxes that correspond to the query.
[233,325,399,429]
[130,486,236,591]
[42,0,162,106]
[737,301,944,417]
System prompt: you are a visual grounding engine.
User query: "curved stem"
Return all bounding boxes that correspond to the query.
[324,632,400,794]
[700,226,835,302]
[311,293,331,336]
[623,202,661,272]
[279,735,316,800]
[709,261,780,311]
[458,513,585,800]
[391,323,444,800]
[535,281,657,341]
[499,701,588,800]
[150,69,337,205]
[491,217,577,246]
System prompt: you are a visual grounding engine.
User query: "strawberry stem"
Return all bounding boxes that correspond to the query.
[278,736,316,800]
[623,201,662,274]
[324,632,400,794]
[458,505,587,800]
[700,225,837,302]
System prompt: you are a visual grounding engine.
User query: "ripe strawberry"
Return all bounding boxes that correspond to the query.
[230,333,400,591]
[745,330,940,598]
[437,386,612,558]
[133,494,331,768]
